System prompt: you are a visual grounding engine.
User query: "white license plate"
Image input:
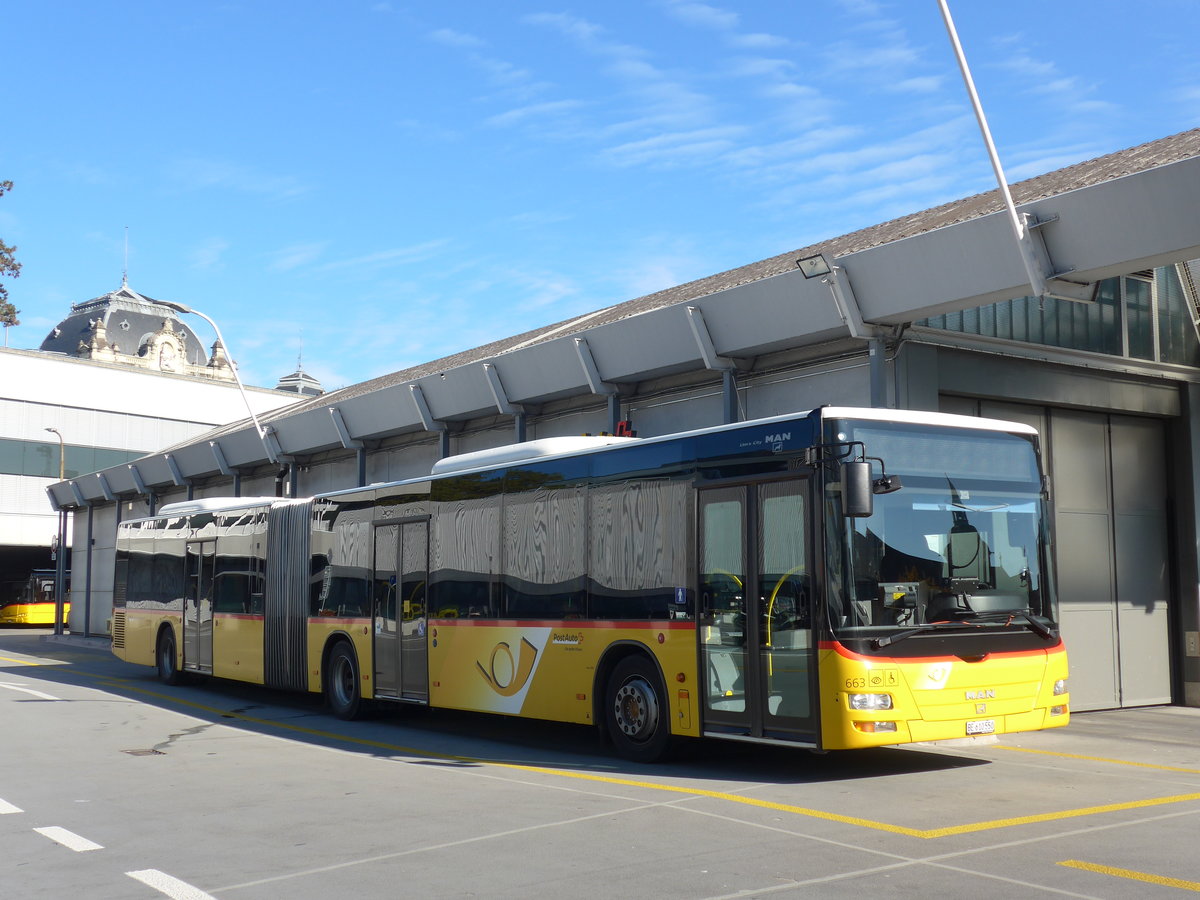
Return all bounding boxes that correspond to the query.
[966,719,995,735]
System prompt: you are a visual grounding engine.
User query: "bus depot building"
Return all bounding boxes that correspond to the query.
[49,129,1200,716]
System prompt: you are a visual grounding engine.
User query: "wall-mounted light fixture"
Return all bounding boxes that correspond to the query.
[796,254,832,279]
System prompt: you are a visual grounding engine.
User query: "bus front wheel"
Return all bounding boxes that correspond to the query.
[156,629,182,685]
[605,655,671,763]
[325,642,362,720]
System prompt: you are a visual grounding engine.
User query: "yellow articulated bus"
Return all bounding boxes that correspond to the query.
[0,570,68,626]
[112,407,1068,761]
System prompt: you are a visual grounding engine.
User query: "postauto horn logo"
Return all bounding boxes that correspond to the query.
[476,638,539,697]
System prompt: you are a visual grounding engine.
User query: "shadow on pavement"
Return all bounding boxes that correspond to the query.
[0,629,989,786]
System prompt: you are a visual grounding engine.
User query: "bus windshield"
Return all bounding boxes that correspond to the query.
[826,420,1057,641]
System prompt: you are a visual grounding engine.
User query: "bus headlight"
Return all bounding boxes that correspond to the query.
[848,693,893,711]
[1053,679,1068,696]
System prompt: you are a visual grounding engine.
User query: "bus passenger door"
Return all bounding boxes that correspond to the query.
[373,519,429,702]
[398,520,429,701]
[372,524,400,699]
[699,479,815,741]
[183,541,215,674]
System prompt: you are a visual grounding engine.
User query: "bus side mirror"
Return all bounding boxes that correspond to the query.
[841,461,873,518]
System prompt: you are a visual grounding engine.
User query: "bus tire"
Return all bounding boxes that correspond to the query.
[156,628,182,686]
[605,655,672,763]
[325,641,362,720]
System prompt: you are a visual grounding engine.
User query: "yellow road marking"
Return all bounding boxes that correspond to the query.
[0,655,40,666]
[918,792,1200,838]
[1059,859,1200,891]
[74,673,1200,840]
[996,744,1200,775]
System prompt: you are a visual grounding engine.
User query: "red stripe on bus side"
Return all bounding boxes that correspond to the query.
[428,618,695,630]
[120,607,180,615]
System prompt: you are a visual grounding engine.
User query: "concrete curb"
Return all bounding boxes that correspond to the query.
[40,633,112,651]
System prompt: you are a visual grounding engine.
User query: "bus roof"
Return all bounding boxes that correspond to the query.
[128,407,1040,519]
[156,497,279,517]
[431,435,638,475]
[819,406,1038,436]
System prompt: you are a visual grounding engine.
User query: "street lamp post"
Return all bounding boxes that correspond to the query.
[44,427,67,634]
[157,301,278,465]
[44,427,64,480]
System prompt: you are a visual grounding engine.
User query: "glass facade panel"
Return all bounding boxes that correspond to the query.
[1158,267,1200,366]
[0,441,27,476]
[0,438,142,479]
[1125,277,1154,360]
[920,270,1198,365]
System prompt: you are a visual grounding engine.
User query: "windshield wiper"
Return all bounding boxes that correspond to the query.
[960,610,1055,639]
[870,612,1054,649]
[871,623,960,649]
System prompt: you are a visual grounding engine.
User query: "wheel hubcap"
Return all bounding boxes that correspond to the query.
[614,677,658,740]
[334,659,353,705]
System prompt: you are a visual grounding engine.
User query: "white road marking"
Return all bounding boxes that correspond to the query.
[33,826,103,852]
[0,682,61,701]
[127,869,217,900]
[0,798,23,815]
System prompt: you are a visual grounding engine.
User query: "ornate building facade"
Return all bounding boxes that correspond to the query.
[39,283,236,380]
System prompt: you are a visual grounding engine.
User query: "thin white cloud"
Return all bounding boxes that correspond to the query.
[516,272,578,310]
[662,1,740,31]
[526,11,715,132]
[62,162,118,186]
[617,245,708,299]
[505,211,571,228]
[753,117,978,208]
[888,76,943,94]
[602,126,744,168]
[523,12,613,50]
[473,55,534,88]
[995,53,1058,81]
[268,242,328,272]
[394,118,460,142]
[728,57,797,79]
[189,237,229,272]
[317,239,451,273]
[723,125,865,170]
[166,158,308,199]
[729,32,791,49]
[485,100,583,128]
[1175,85,1200,124]
[427,24,543,100]
[427,28,485,49]
[825,39,920,74]
[836,0,885,15]
[1005,143,1110,181]
[993,43,1119,120]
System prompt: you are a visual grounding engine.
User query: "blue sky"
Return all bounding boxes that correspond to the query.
[3,1,1198,391]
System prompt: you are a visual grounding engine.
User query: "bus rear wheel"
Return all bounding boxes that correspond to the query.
[605,655,672,763]
[325,642,362,720]
[156,629,182,685]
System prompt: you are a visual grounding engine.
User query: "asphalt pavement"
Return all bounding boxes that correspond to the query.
[2,627,1199,899]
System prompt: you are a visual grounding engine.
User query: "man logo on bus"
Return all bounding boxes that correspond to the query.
[476,638,539,697]
[765,432,790,452]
